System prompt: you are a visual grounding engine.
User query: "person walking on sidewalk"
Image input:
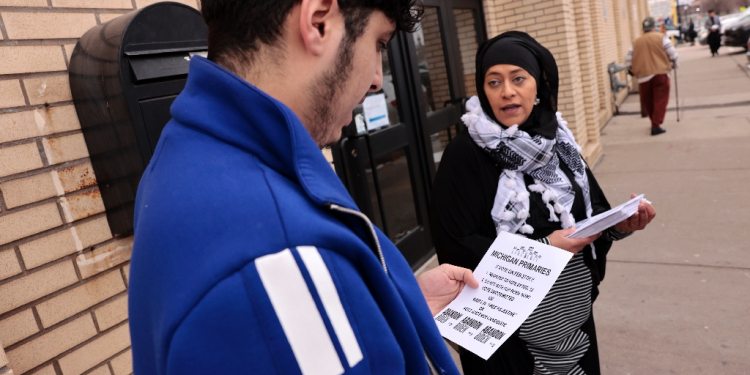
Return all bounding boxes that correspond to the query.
[687,19,696,46]
[705,10,722,56]
[626,17,678,136]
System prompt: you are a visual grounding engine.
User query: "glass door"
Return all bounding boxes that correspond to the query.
[333,36,434,268]
[415,0,486,180]
[332,0,486,268]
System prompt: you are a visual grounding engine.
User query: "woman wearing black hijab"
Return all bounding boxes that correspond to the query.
[430,31,656,374]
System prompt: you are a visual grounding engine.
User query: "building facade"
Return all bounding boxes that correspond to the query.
[0,0,647,373]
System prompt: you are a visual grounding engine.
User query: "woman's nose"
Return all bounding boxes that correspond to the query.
[502,83,515,98]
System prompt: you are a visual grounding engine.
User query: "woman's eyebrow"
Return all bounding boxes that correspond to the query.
[510,69,525,74]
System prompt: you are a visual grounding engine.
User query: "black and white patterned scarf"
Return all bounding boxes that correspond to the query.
[462,96,593,241]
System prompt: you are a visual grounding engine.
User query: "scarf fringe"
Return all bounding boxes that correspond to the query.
[464,96,593,239]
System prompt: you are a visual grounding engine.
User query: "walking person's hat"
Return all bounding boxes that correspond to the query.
[642,17,655,31]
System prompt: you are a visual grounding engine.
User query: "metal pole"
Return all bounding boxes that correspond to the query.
[673,63,680,122]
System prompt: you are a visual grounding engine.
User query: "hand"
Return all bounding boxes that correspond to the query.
[547,227,601,254]
[417,264,479,316]
[614,194,656,232]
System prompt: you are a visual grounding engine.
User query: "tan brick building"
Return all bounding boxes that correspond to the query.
[0,0,648,374]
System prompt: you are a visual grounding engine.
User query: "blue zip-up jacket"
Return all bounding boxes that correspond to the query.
[129,56,460,375]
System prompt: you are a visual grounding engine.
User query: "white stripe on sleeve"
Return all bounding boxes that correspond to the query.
[297,246,364,368]
[256,249,344,375]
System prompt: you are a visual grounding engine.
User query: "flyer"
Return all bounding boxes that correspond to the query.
[567,194,645,239]
[433,232,573,360]
[362,93,390,131]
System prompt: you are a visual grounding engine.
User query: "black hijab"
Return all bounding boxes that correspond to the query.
[475,31,560,139]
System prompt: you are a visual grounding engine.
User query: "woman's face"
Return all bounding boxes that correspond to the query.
[484,64,537,127]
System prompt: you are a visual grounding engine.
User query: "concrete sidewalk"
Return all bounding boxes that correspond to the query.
[593,44,750,374]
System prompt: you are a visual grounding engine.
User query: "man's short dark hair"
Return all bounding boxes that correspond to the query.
[201,0,423,70]
[708,9,715,13]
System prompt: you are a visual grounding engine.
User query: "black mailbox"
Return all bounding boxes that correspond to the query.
[69,2,207,236]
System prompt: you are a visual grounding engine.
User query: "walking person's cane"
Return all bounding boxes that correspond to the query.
[673,61,680,122]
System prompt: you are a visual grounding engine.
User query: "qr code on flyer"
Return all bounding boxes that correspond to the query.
[474,326,505,344]
[474,333,490,344]
[453,323,469,333]
[436,308,463,324]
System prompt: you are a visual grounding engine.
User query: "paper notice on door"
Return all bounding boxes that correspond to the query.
[363,93,390,131]
[434,232,573,360]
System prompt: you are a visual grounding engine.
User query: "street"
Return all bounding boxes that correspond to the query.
[593,44,750,374]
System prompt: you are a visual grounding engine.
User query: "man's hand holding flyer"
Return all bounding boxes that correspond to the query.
[433,232,574,360]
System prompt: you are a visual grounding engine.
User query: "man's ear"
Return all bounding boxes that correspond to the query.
[299,0,339,56]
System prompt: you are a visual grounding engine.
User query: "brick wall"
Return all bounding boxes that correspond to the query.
[573,0,603,160]
[0,1,199,374]
[421,6,451,111]
[454,8,479,97]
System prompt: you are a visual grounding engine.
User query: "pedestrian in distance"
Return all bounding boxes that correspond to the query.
[127,1,480,374]
[430,30,657,375]
[626,17,679,136]
[687,19,696,46]
[705,9,722,56]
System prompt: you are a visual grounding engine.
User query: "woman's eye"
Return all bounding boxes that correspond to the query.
[488,80,501,87]
[377,42,387,52]
[513,76,526,83]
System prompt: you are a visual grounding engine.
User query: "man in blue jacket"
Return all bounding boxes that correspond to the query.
[128,0,478,374]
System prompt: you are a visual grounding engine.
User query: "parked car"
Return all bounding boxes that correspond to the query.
[720,12,744,33]
[721,10,750,33]
[723,13,750,49]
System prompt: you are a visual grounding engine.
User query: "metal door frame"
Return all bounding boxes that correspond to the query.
[414,0,487,186]
[333,32,435,268]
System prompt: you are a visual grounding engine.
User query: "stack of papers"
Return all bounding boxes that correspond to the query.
[567,194,645,239]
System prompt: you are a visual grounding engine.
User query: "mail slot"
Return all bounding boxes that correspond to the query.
[69,1,207,236]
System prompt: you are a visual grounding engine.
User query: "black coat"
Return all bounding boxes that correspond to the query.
[429,131,614,374]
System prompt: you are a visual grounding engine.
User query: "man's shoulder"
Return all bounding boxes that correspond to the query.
[133,121,291,260]
[141,121,276,203]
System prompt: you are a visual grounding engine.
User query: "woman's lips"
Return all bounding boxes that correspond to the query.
[501,104,521,115]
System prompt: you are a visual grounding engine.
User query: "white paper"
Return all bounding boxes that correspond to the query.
[362,94,390,131]
[567,194,645,239]
[434,232,573,360]
[189,51,208,58]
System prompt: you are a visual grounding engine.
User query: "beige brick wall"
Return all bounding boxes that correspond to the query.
[454,8,479,97]
[420,6,451,111]
[0,1,198,374]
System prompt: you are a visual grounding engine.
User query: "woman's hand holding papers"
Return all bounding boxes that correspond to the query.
[548,228,601,254]
[614,193,656,232]
[418,264,479,316]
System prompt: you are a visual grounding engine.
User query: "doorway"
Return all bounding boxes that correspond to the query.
[332,0,486,268]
